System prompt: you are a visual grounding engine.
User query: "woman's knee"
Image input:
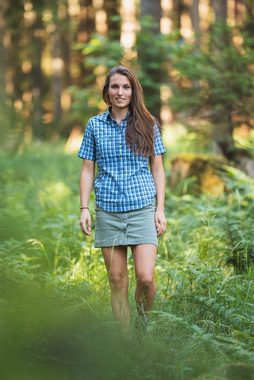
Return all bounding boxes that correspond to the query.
[136,272,154,288]
[109,272,128,290]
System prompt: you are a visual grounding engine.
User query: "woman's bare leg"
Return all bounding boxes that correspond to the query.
[102,246,130,332]
[131,244,157,316]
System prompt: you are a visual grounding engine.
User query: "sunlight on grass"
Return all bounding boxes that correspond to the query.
[38,181,71,207]
[163,122,188,149]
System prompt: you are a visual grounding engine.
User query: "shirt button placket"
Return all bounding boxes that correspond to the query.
[119,124,125,196]
[122,125,127,198]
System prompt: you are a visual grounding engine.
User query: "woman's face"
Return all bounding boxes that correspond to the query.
[108,73,132,111]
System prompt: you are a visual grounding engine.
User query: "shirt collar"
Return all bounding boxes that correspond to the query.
[106,107,130,122]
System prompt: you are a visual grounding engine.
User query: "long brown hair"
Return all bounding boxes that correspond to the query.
[102,65,160,158]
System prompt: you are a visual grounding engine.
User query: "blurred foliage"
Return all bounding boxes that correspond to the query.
[69,34,125,124]
[1,0,254,163]
[71,22,254,159]
[136,16,170,119]
[1,143,254,379]
[1,7,254,377]
[0,100,24,151]
[168,24,254,136]
[70,17,173,124]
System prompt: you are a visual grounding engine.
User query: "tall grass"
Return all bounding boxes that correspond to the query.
[1,142,254,380]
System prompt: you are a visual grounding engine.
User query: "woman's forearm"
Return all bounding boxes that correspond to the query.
[150,155,167,236]
[80,160,95,207]
[153,169,165,211]
[150,156,166,211]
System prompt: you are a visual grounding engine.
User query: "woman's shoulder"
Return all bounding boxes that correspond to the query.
[88,110,109,126]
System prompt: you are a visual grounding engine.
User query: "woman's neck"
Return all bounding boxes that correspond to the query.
[110,107,129,124]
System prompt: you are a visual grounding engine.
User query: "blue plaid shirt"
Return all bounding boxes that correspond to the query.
[78,109,166,212]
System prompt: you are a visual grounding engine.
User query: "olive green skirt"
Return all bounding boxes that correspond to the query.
[94,203,158,248]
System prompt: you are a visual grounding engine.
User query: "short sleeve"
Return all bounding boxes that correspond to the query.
[78,119,96,161]
[154,124,166,156]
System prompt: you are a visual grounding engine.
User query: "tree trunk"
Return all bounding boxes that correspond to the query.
[75,0,95,87]
[140,0,161,30]
[51,27,63,130]
[103,0,121,40]
[77,0,95,43]
[6,0,24,101]
[172,0,184,32]
[234,0,245,24]
[245,0,254,40]
[31,14,44,138]
[190,0,200,48]
[0,0,11,147]
[50,1,74,136]
[212,0,227,22]
[138,0,162,121]
[0,0,9,103]
[4,0,29,149]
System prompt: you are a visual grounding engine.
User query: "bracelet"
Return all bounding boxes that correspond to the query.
[80,206,89,210]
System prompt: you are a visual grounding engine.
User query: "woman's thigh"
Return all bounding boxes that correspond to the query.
[131,244,157,279]
[102,246,128,277]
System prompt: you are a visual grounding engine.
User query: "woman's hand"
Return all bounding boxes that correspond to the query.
[80,209,92,235]
[154,210,167,236]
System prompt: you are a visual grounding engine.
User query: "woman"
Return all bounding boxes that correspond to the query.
[78,65,166,332]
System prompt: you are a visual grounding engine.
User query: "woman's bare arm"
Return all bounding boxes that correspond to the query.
[150,155,167,236]
[80,159,95,235]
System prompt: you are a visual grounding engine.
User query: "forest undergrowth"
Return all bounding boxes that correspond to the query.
[0,141,254,380]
